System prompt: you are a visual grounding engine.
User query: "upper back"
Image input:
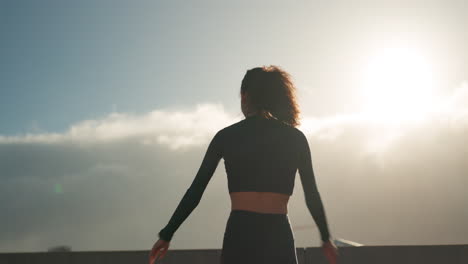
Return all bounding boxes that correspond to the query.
[219,115,302,196]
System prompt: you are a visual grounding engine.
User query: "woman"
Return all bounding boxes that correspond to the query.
[149,65,339,264]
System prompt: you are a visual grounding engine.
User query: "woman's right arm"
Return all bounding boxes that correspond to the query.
[297,131,331,243]
[157,130,224,242]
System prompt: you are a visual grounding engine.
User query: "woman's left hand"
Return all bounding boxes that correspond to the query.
[149,239,170,264]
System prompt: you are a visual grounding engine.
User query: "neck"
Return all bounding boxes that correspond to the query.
[245,111,273,121]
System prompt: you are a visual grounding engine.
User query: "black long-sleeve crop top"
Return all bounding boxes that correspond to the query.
[158,114,331,242]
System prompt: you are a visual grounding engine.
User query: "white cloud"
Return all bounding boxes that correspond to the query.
[2,81,467,152]
[300,81,468,153]
[0,103,236,150]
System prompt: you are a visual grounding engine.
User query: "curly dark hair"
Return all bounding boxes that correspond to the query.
[240,65,301,127]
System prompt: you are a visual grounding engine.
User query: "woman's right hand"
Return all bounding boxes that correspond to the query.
[321,239,339,264]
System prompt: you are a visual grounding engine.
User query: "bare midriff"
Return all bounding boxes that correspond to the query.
[229,191,290,214]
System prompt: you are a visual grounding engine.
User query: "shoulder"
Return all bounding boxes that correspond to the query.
[209,121,243,152]
[216,118,245,137]
[292,126,305,137]
[211,120,239,142]
[290,126,309,145]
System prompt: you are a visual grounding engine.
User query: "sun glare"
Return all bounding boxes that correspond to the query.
[360,45,438,123]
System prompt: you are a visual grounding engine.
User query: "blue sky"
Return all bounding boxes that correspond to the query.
[1,0,468,252]
[5,0,466,136]
[1,1,241,134]
[1,0,323,135]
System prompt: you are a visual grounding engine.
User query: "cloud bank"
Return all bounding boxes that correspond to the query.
[0,103,234,150]
[1,83,467,252]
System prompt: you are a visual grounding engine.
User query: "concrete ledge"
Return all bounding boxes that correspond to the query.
[1,245,467,264]
[305,244,468,264]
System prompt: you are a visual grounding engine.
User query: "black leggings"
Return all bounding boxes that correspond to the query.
[220,209,298,264]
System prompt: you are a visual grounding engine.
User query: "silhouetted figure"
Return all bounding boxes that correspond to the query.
[150,65,338,264]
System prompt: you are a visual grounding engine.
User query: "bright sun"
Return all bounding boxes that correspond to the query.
[360,45,438,123]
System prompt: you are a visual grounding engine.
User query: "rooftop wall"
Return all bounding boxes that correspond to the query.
[1,245,467,264]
